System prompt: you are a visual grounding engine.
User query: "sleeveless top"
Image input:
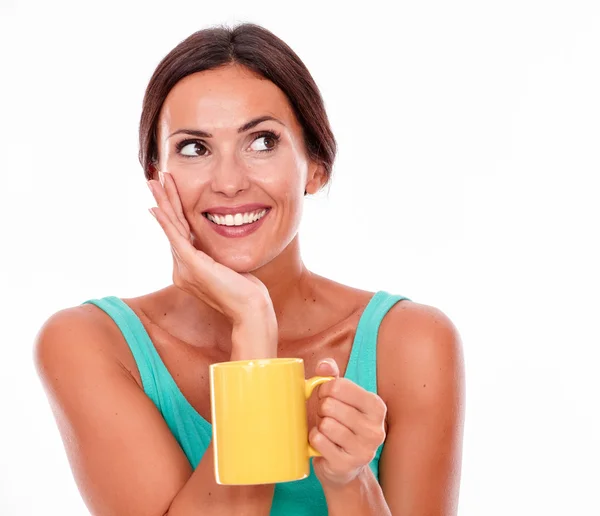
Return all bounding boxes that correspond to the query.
[82,290,408,515]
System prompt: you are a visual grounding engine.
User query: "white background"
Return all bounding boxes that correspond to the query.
[1,0,599,514]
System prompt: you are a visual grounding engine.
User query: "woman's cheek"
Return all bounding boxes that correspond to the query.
[254,155,304,190]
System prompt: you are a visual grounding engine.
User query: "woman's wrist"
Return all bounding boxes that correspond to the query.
[230,307,278,360]
[321,467,391,516]
[167,442,274,515]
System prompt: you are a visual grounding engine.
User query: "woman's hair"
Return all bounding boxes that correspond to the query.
[139,23,337,188]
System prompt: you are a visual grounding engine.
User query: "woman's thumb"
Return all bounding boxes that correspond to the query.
[315,357,340,378]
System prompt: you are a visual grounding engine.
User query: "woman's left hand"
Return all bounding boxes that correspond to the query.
[310,358,388,488]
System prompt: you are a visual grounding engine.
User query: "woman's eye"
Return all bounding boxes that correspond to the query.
[250,135,277,152]
[178,141,207,157]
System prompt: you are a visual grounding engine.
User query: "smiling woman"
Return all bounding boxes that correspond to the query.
[140,37,335,272]
[144,65,322,283]
[34,22,465,516]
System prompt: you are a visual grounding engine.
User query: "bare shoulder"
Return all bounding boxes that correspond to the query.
[377,300,465,419]
[35,304,111,357]
[33,301,195,514]
[34,303,135,391]
[379,299,462,350]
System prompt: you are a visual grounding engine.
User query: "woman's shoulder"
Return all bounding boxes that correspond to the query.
[378,298,462,369]
[381,296,452,328]
[323,279,463,393]
[376,298,464,413]
[35,300,120,354]
[329,279,460,363]
[33,293,148,385]
[38,286,171,341]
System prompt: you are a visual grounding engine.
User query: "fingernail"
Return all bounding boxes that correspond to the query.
[158,171,165,187]
[318,358,335,368]
[148,208,156,218]
[147,181,154,194]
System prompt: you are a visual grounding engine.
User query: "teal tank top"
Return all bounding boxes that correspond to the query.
[83,290,408,515]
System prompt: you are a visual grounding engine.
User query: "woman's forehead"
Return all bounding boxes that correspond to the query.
[159,66,297,134]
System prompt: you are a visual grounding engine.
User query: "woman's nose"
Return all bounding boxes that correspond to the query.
[209,154,251,197]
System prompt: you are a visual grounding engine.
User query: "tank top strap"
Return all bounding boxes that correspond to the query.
[345,291,410,393]
[82,296,166,405]
[81,296,212,468]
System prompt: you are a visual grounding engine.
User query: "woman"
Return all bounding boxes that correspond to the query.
[34,23,465,515]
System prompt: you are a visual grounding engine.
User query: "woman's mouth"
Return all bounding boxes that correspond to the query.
[204,208,268,226]
[202,208,271,238]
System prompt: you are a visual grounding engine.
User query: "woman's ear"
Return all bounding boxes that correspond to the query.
[305,162,327,195]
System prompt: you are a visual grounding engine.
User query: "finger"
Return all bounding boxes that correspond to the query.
[151,178,188,238]
[309,426,347,462]
[318,395,386,445]
[150,206,228,285]
[149,207,199,264]
[318,378,386,419]
[163,172,190,234]
[318,416,358,454]
[317,396,362,435]
[148,179,188,238]
[315,357,340,378]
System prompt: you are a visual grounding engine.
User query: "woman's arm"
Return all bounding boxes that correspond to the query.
[304,302,464,515]
[321,466,392,515]
[378,302,466,515]
[34,305,275,516]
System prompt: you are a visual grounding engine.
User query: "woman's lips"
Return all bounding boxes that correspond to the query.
[203,209,271,238]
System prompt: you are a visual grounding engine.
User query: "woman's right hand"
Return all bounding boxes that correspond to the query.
[148,172,277,358]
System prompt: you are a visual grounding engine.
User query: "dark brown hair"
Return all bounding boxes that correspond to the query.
[138,23,337,188]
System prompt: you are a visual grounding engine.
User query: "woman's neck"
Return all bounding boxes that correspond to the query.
[162,234,321,347]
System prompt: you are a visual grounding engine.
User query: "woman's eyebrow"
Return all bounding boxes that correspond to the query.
[168,115,285,139]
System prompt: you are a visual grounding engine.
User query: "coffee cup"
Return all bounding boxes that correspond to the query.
[209,357,334,485]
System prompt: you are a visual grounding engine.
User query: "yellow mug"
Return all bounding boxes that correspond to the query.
[209,357,334,485]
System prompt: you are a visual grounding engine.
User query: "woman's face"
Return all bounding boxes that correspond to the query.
[155,64,325,273]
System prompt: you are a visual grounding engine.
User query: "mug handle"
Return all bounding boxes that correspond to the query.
[304,375,335,457]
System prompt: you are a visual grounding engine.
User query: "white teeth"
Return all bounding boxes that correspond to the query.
[206,209,268,227]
